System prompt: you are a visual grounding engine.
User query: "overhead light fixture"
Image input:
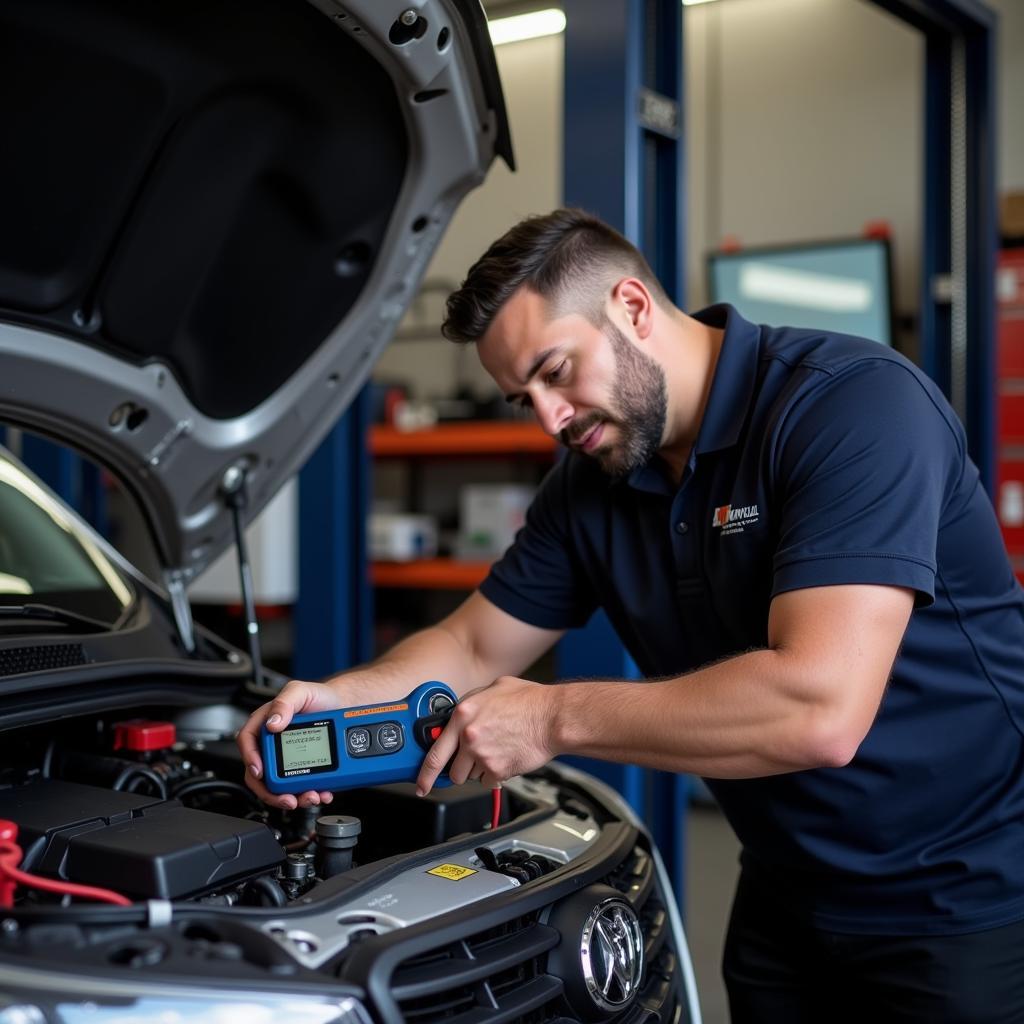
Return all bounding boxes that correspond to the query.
[682,0,721,6]
[739,264,873,313]
[488,8,567,45]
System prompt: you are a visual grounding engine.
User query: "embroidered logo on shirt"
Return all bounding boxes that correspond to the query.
[712,503,760,535]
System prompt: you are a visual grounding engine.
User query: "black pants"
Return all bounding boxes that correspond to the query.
[723,871,1024,1023]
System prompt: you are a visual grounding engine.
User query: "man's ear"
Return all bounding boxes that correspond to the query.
[611,278,655,340]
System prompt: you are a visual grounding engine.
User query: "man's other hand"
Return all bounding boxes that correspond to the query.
[416,676,558,795]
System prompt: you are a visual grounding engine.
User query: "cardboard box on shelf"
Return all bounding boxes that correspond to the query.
[456,484,534,560]
[1002,191,1024,242]
[369,513,439,561]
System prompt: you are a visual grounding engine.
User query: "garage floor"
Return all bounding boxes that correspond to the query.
[685,805,742,1024]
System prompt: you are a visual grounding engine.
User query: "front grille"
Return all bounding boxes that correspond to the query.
[390,843,687,1024]
[392,915,561,1024]
[0,643,88,676]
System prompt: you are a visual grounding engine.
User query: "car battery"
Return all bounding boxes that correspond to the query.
[331,782,498,863]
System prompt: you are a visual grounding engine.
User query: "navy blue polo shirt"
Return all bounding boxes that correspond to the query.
[480,304,1024,936]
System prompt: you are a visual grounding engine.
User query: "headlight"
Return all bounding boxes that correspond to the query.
[0,966,372,1024]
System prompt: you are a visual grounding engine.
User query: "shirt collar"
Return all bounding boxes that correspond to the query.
[625,304,760,494]
[690,303,761,457]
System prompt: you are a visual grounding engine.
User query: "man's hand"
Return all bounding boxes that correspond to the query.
[237,679,350,810]
[416,676,558,795]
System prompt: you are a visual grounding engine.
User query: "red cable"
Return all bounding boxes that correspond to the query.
[0,820,132,908]
[491,786,502,830]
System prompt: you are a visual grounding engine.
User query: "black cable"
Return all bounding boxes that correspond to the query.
[172,778,263,810]
[5,905,149,925]
[111,766,168,800]
[40,740,55,780]
[123,768,169,799]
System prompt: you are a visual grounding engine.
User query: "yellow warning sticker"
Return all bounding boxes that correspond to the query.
[427,863,477,881]
[344,703,409,718]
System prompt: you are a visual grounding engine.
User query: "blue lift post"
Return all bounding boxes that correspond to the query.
[20,434,80,508]
[14,433,109,537]
[294,389,374,680]
[560,0,689,903]
[872,0,998,491]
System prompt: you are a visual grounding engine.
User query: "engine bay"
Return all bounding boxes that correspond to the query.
[0,706,597,910]
[0,700,670,1024]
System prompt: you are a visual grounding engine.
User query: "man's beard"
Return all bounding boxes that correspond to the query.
[562,321,668,478]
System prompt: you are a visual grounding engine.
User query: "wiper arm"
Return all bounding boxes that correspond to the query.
[0,603,109,633]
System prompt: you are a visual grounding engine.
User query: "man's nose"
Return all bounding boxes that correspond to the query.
[533,391,574,437]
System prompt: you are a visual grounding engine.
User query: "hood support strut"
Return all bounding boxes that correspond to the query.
[222,464,264,687]
[164,571,196,654]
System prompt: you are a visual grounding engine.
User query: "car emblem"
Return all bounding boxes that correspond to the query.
[579,897,645,1011]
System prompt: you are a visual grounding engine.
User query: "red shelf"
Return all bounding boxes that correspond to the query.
[370,421,555,457]
[370,559,492,590]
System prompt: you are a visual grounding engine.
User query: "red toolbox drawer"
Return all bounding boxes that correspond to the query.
[998,251,1024,306]
[996,453,1024,584]
[997,252,1024,377]
[998,383,1024,442]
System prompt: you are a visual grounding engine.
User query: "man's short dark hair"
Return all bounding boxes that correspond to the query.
[441,207,669,344]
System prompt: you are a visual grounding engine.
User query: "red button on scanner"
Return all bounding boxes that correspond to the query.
[430,726,443,741]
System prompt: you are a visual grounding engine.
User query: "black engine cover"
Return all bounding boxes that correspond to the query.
[0,779,282,899]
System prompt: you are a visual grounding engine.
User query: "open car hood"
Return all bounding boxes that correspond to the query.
[0,0,512,588]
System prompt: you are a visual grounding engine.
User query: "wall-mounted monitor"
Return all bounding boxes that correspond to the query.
[707,237,894,347]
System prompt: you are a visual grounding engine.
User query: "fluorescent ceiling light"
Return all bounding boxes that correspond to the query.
[682,0,721,5]
[488,8,566,45]
[739,264,873,313]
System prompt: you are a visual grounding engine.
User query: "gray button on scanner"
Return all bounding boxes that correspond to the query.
[377,723,403,751]
[347,728,371,754]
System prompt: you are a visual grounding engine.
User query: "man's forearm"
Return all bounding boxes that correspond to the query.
[412,585,905,793]
[550,647,867,779]
[324,622,491,704]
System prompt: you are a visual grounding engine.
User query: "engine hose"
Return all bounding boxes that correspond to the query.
[172,778,263,811]
[112,766,168,800]
[249,875,288,907]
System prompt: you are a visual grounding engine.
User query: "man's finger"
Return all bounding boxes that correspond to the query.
[270,791,298,811]
[416,724,461,795]
[242,762,297,810]
[237,728,263,779]
[264,698,296,731]
[238,699,293,776]
[243,763,269,796]
[447,747,476,786]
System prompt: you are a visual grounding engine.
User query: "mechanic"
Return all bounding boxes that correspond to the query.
[239,208,1024,1021]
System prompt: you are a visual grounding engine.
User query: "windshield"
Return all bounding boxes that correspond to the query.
[0,448,133,625]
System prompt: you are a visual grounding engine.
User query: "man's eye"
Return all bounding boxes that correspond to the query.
[546,361,567,384]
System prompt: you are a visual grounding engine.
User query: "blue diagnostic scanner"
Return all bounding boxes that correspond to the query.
[260,681,458,795]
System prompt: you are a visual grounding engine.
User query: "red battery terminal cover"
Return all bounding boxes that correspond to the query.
[113,720,177,753]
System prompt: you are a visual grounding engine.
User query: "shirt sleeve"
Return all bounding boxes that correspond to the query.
[479,457,598,630]
[770,357,967,607]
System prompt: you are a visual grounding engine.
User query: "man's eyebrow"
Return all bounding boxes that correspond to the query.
[524,346,562,384]
[503,346,564,404]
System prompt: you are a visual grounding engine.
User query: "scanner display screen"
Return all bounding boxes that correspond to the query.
[280,724,334,772]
